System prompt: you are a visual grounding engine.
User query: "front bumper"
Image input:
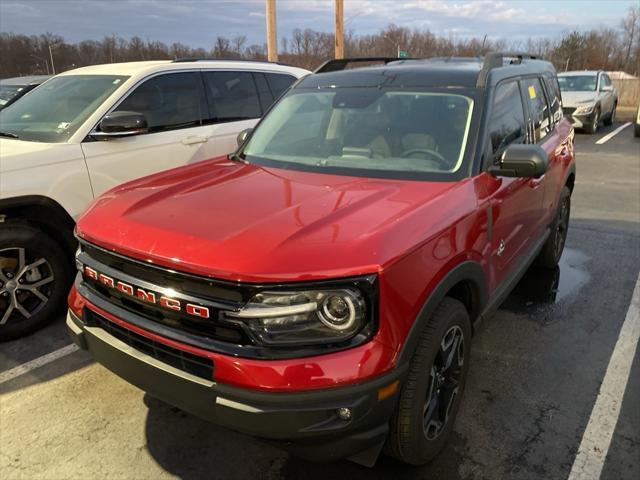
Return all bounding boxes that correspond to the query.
[563,108,596,129]
[67,309,403,463]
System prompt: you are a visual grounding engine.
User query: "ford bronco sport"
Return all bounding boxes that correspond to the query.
[67,53,575,466]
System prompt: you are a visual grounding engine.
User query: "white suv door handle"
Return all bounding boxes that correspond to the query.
[181,136,209,145]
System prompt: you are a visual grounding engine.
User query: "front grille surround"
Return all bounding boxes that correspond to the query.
[76,239,378,359]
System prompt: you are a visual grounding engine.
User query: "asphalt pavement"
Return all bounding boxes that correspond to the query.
[1,121,639,480]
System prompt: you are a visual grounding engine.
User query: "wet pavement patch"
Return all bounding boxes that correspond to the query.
[502,248,590,322]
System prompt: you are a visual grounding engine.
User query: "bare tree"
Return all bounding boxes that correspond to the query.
[621,6,640,72]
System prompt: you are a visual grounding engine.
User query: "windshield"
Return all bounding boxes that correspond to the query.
[0,75,128,142]
[558,75,597,92]
[242,88,474,179]
[0,85,25,106]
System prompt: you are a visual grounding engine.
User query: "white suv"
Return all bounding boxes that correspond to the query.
[558,70,618,134]
[0,59,309,339]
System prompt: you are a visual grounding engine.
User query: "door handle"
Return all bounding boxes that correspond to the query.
[181,136,209,145]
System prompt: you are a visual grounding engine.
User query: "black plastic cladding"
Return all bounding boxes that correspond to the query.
[77,240,379,359]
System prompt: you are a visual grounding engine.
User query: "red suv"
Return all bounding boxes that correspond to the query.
[67,53,575,466]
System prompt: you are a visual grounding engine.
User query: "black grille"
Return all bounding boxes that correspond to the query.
[563,106,576,116]
[82,243,249,303]
[86,309,213,380]
[79,242,251,345]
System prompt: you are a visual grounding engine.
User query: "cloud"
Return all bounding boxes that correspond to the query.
[0,0,635,47]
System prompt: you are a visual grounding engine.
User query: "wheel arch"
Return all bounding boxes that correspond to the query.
[564,163,576,194]
[0,195,77,259]
[397,261,487,366]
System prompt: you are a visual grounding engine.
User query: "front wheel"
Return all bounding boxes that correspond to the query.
[584,108,600,134]
[0,224,72,341]
[536,186,571,269]
[603,103,616,126]
[385,297,471,465]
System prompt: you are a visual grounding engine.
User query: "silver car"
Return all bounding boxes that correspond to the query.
[558,71,618,134]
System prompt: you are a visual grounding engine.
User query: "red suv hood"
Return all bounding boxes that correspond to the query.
[77,157,467,282]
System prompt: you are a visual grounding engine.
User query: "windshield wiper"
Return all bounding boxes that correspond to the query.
[0,131,19,139]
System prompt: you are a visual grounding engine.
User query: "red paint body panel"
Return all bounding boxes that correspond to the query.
[74,118,575,392]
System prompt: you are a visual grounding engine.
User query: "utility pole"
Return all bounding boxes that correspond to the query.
[335,0,344,59]
[266,0,278,62]
[48,44,56,74]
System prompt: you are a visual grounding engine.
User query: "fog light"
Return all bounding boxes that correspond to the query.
[337,407,352,421]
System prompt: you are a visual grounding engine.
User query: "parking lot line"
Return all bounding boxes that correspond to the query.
[567,272,640,480]
[595,122,631,145]
[0,343,79,385]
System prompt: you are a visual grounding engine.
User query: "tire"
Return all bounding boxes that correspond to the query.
[634,123,640,138]
[536,186,571,269]
[0,224,72,341]
[584,108,600,134]
[385,297,471,465]
[603,103,616,126]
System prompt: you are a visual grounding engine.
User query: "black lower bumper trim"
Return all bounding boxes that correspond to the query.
[67,310,404,462]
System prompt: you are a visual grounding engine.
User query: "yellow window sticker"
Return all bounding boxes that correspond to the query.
[528,85,537,99]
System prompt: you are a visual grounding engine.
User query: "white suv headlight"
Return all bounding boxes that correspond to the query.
[574,103,595,115]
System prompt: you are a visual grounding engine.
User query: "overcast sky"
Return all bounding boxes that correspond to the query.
[0,0,637,47]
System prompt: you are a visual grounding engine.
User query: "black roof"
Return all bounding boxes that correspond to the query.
[299,54,556,90]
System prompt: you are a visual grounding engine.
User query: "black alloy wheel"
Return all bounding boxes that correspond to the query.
[386,297,471,465]
[423,325,465,440]
[535,186,571,269]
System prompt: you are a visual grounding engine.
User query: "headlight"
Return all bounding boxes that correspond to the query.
[574,103,595,115]
[223,284,375,347]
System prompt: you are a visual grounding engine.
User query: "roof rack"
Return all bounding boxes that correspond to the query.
[427,56,483,63]
[172,57,290,66]
[476,52,539,88]
[315,57,404,74]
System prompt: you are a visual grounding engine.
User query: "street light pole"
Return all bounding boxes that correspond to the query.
[266,0,278,62]
[335,0,344,59]
[48,45,56,75]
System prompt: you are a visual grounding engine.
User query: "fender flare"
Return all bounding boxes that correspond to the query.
[0,195,77,253]
[397,261,487,366]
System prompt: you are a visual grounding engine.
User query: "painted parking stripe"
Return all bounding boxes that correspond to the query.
[595,122,631,145]
[567,272,640,480]
[0,343,79,386]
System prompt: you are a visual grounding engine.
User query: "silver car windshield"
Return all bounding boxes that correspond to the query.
[0,75,128,143]
[558,75,597,92]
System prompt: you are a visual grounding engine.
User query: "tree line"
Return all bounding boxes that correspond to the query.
[1,6,638,78]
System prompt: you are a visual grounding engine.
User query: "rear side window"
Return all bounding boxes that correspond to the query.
[543,75,563,125]
[265,73,296,99]
[203,71,261,123]
[114,72,205,133]
[522,77,551,142]
[487,81,527,161]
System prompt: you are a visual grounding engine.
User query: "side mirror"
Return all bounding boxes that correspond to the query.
[91,111,148,140]
[236,128,253,147]
[600,84,613,92]
[488,144,548,178]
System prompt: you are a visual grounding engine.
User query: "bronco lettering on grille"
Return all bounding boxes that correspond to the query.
[83,265,210,319]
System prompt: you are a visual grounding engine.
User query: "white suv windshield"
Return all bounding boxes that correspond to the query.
[558,75,597,92]
[0,75,128,143]
[243,88,474,177]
